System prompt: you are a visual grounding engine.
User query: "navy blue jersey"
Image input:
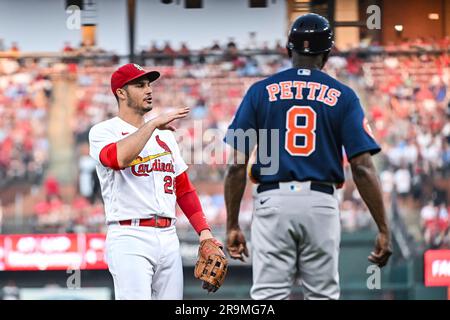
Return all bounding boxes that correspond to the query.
[224,68,381,184]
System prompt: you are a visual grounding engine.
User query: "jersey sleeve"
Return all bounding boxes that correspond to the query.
[168,132,188,176]
[223,84,258,157]
[88,124,118,164]
[341,91,381,160]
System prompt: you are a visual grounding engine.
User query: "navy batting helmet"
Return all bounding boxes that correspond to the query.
[286,13,334,56]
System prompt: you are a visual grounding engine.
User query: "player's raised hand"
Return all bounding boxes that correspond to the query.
[368,232,392,268]
[226,228,249,262]
[151,106,190,131]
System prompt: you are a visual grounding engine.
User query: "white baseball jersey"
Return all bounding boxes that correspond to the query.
[88,116,188,223]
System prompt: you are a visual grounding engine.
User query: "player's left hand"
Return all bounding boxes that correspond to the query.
[368,232,392,268]
[194,238,228,293]
[226,227,249,262]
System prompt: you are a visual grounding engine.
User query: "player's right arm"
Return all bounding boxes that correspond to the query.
[89,107,189,170]
[341,89,392,268]
[115,107,189,168]
[224,149,250,261]
[223,84,258,262]
[350,152,392,268]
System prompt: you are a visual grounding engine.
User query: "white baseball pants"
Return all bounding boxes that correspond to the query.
[105,224,183,300]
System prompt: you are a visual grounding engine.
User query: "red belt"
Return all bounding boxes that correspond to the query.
[118,217,172,228]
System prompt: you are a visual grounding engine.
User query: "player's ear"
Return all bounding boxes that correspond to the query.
[320,51,330,69]
[115,88,127,101]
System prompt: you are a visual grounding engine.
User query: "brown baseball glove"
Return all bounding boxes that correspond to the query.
[194,238,228,293]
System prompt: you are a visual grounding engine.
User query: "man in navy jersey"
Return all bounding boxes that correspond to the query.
[223,13,392,300]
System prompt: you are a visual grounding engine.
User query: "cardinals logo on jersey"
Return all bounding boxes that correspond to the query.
[128,135,174,177]
[156,135,172,153]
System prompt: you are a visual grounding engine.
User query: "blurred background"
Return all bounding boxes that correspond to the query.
[0,0,449,300]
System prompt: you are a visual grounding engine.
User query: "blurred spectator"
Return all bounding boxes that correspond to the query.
[179,42,190,56]
[210,41,221,52]
[10,42,19,53]
[44,175,60,201]
[62,41,75,53]
[33,194,66,233]
[162,41,176,56]
[179,42,191,65]
[2,281,19,300]
[162,41,176,65]
[380,168,395,194]
[274,40,286,55]
[78,143,98,203]
[148,41,160,54]
[421,202,450,248]
[225,37,238,60]
[394,165,411,198]
[340,199,373,232]
[245,32,258,50]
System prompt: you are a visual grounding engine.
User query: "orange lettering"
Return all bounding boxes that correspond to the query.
[266,83,280,102]
[317,84,329,103]
[293,81,307,99]
[279,81,293,100]
[324,88,341,106]
[307,82,321,100]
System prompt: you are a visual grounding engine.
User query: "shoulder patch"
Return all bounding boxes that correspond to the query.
[363,117,375,139]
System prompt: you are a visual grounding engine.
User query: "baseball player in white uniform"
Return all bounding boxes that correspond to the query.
[89,63,219,299]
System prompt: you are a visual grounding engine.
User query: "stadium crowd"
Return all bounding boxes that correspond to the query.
[0,38,449,249]
[0,58,52,189]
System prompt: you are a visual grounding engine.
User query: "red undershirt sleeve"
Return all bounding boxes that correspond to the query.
[99,143,121,170]
[175,171,211,234]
